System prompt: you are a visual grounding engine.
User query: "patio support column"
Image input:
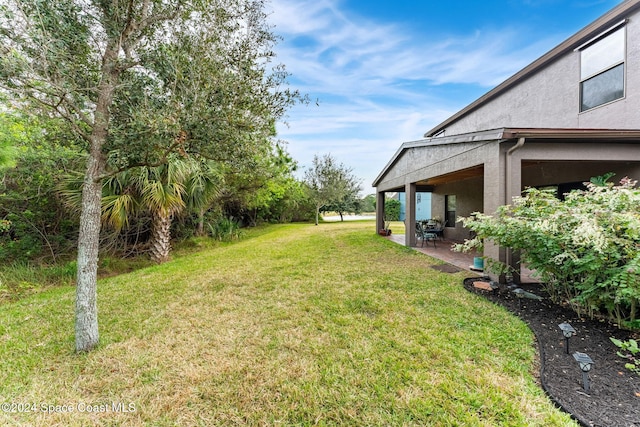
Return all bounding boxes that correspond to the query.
[376,191,386,233]
[505,138,525,283]
[483,157,506,281]
[405,182,417,247]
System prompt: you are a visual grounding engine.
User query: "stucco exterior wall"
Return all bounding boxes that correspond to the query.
[508,142,640,193]
[439,12,640,136]
[375,138,499,192]
[375,2,640,279]
[431,176,484,241]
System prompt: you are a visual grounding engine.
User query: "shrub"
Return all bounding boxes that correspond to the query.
[1,143,83,262]
[384,199,401,222]
[0,260,77,301]
[610,337,640,376]
[208,217,243,242]
[456,177,640,329]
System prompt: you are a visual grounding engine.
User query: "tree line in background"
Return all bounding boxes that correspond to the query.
[0,114,373,264]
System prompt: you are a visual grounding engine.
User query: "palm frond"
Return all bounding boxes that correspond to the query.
[102,194,137,231]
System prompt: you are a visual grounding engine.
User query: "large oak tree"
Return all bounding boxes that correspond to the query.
[0,0,301,352]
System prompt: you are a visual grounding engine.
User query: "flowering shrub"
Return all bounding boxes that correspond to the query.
[456,177,640,329]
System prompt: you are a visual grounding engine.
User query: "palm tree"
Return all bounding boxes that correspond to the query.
[184,161,223,237]
[62,156,221,263]
[134,160,190,263]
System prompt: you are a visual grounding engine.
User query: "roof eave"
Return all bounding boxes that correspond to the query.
[373,127,640,187]
[372,128,508,187]
[501,127,640,140]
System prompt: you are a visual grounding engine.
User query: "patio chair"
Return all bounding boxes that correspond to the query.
[416,222,437,248]
[434,221,447,240]
[425,220,446,241]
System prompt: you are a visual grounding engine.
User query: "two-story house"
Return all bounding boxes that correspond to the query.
[373,0,640,279]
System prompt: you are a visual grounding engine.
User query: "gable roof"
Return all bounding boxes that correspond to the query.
[424,0,640,138]
[373,127,640,187]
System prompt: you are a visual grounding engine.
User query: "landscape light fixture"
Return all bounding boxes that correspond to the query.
[558,322,576,354]
[572,352,594,393]
[513,288,524,309]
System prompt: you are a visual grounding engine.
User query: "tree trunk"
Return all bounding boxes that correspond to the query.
[75,155,103,352]
[150,212,172,263]
[75,42,118,352]
[196,208,205,236]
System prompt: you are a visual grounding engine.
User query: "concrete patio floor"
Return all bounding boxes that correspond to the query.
[386,233,537,283]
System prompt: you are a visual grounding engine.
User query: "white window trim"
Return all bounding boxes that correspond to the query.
[577,21,627,113]
[574,20,627,52]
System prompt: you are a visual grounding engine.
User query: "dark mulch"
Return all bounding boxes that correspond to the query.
[463,277,640,427]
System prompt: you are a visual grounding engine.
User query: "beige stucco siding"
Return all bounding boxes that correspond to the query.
[439,11,640,136]
[431,176,484,241]
[375,139,499,192]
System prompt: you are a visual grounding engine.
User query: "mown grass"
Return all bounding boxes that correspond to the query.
[0,257,155,302]
[0,221,576,426]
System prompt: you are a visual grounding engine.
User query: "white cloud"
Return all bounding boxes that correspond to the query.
[277,99,453,188]
[269,0,555,94]
[267,0,335,33]
[267,0,567,188]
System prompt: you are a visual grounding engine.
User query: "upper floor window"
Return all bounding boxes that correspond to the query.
[579,25,625,112]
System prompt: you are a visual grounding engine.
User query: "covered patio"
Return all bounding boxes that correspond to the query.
[385,227,538,283]
[374,128,640,283]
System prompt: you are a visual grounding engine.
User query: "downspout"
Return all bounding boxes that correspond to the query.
[505,137,526,277]
[505,137,526,202]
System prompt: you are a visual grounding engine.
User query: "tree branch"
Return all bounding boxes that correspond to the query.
[119,0,181,57]
[96,136,187,181]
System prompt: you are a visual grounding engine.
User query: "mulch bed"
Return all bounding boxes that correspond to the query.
[463,277,640,427]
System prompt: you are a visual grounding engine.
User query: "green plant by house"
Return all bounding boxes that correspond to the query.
[455,176,640,329]
[384,198,401,221]
[610,337,640,376]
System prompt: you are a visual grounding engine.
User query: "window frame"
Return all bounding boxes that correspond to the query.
[577,23,627,112]
[444,195,456,228]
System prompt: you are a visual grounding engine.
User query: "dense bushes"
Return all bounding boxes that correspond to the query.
[457,177,640,329]
[2,149,318,264]
[0,143,84,262]
[0,114,341,266]
[207,217,243,242]
[384,199,401,221]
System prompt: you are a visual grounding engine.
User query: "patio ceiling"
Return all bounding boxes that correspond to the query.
[412,158,640,189]
[415,165,484,187]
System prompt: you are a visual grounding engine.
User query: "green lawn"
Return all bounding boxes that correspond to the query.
[0,221,576,426]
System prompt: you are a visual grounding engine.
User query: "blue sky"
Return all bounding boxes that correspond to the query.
[267,0,623,193]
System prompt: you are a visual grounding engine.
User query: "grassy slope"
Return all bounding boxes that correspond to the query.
[0,222,576,426]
